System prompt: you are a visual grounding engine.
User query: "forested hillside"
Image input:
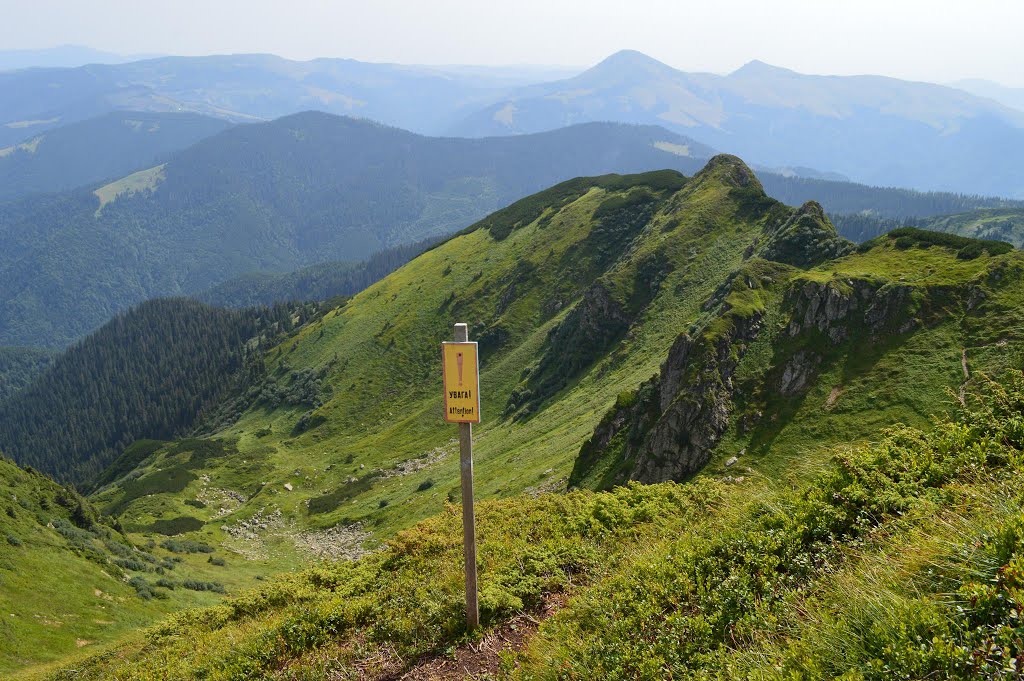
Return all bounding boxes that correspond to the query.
[0,299,320,484]
[0,111,232,201]
[199,237,440,308]
[759,173,1021,220]
[0,115,713,348]
[830,207,1024,246]
[0,347,52,402]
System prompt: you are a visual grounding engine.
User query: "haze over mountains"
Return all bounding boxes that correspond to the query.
[455,50,1024,197]
[4,104,1019,350]
[0,53,531,147]
[2,49,1022,199]
[953,78,1024,112]
[0,45,161,71]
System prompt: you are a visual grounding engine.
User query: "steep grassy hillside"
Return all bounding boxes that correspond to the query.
[88,157,1024,584]
[0,115,713,348]
[89,159,772,544]
[0,456,246,676]
[573,224,1021,488]
[0,111,232,201]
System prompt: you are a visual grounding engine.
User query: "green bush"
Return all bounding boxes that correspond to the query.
[115,558,150,573]
[885,226,1013,259]
[143,516,204,536]
[160,538,214,554]
[181,580,226,594]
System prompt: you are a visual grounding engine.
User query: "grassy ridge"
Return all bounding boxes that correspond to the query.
[92,158,1024,580]
[94,160,782,546]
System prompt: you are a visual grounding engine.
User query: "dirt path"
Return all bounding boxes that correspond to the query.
[381,594,565,681]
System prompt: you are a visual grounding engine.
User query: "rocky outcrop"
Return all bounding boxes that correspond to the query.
[779,350,819,397]
[761,201,853,268]
[573,270,930,487]
[786,278,915,344]
[573,309,764,486]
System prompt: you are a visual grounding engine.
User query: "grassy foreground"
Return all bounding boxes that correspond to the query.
[45,372,1024,680]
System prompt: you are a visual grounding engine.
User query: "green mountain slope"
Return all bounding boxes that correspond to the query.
[0,111,232,201]
[0,456,246,676]
[84,156,1024,570]
[0,115,715,348]
[40,369,1024,679]
[3,154,1024,678]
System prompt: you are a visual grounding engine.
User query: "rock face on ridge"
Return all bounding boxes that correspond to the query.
[760,200,853,267]
[570,235,965,489]
[571,304,766,487]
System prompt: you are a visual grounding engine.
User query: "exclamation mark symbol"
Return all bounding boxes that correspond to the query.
[457,352,464,386]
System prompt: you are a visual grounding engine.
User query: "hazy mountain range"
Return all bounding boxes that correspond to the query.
[952,78,1024,112]
[3,105,1021,349]
[455,50,1024,197]
[0,111,232,200]
[0,44,162,71]
[1,49,1021,198]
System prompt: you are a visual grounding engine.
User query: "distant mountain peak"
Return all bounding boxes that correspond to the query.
[586,49,679,79]
[730,59,794,78]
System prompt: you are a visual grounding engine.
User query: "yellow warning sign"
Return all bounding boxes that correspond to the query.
[442,342,481,423]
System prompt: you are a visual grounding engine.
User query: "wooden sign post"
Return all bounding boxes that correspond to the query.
[442,323,480,631]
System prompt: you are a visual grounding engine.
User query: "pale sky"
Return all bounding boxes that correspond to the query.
[2,0,1022,86]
